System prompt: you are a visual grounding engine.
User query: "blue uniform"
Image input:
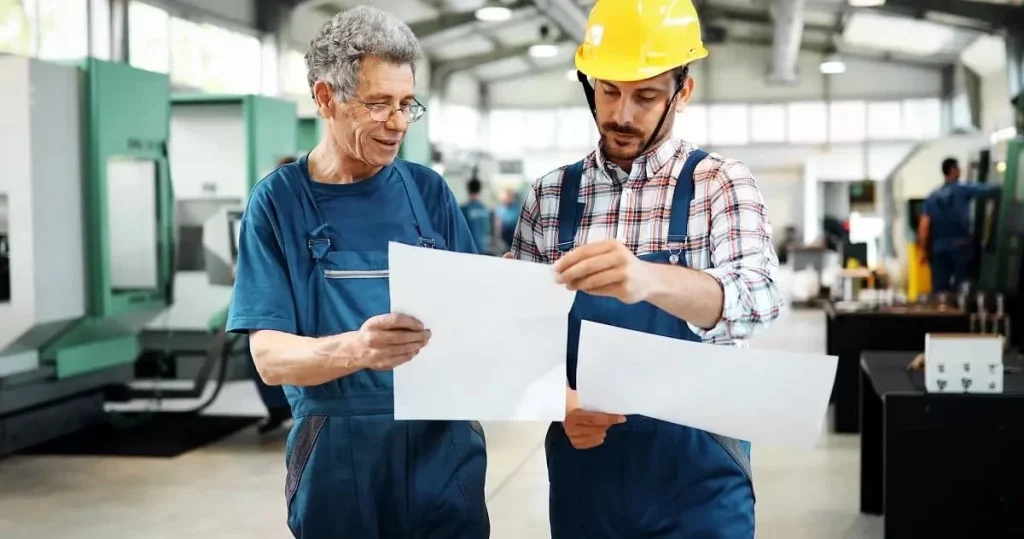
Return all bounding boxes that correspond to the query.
[496,203,519,248]
[923,182,994,292]
[460,199,493,254]
[546,151,755,539]
[228,155,489,539]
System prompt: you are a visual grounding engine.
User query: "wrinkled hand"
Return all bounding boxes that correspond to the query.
[355,314,431,371]
[563,388,626,450]
[553,239,651,304]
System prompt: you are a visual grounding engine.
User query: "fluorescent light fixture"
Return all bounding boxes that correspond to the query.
[529,44,560,58]
[475,6,512,22]
[565,68,578,82]
[820,59,846,74]
[991,126,1017,144]
[848,0,885,6]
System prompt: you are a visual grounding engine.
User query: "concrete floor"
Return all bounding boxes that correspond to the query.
[0,308,882,538]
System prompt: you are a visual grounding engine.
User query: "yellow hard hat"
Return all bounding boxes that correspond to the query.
[575,0,709,82]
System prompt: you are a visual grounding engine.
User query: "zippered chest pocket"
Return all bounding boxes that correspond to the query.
[324,269,389,279]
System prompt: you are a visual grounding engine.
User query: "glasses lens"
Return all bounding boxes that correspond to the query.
[407,105,425,123]
[369,105,392,122]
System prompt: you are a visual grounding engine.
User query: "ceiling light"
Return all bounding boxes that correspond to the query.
[847,0,885,6]
[529,44,560,58]
[820,59,846,75]
[475,6,512,22]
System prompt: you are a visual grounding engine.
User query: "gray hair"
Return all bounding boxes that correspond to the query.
[305,6,422,101]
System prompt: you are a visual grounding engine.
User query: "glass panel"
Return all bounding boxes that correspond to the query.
[37,0,89,61]
[709,104,749,145]
[867,101,903,140]
[750,104,787,143]
[488,109,525,153]
[170,17,203,88]
[787,101,828,144]
[0,0,32,56]
[106,158,159,291]
[829,100,867,143]
[523,110,556,150]
[674,104,707,145]
[284,49,308,96]
[128,1,170,74]
[902,98,943,140]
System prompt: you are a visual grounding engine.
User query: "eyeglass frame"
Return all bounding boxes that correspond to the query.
[356,98,427,123]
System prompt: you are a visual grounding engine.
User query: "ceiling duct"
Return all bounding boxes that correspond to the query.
[768,0,806,85]
[531,0,587,44]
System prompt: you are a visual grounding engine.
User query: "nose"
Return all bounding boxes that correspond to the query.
[609,95,638,126]
[385,110,409,133]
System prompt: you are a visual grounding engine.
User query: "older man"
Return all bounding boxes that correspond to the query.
[512,1,782,537]
[227,7,488,539]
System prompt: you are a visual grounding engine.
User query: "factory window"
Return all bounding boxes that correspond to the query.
[0,0,32,56]
[867,101,903,140]
[787,101,828,144]
[749,104,787,143]
[523,110,556,151]
[284,49,309,97]
[128,2,170,74]
[556,108,597,149]
[489,109,526,154]
[36,0,88,61]
[901,98,943,140]
[200,24,261,94]
[674,104,708,146]
[170,17,204,89]
[443,105,481,150]
[709,104,750,146]
[828,100,867,143]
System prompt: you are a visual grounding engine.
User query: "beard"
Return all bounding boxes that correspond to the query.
[598,122,648,162]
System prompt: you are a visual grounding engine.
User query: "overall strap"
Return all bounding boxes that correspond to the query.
[290,153,331,262]
[666,149,709,242]
[557,160,586,252]
[394,160,438,248]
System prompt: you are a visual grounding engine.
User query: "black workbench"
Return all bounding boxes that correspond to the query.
[859,352,1024,539]
[824,302,969,433]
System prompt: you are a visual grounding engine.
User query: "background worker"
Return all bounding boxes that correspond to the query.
[918,157,999,292]
[227,7,488,538]
[461,171,494,254]
[512,1,782,537]
[495,188,520,250]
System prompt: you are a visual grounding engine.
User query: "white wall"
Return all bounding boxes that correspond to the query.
[489,43,946,108]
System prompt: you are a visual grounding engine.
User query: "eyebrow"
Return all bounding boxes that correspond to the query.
[363,93,416,102]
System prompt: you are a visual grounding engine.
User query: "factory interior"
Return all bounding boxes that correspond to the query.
[1,0,1023,537]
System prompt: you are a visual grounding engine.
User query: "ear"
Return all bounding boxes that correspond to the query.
[313,81,335,119]
[674,76,695,114]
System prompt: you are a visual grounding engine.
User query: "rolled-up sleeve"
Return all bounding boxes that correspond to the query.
[687,160,783,340]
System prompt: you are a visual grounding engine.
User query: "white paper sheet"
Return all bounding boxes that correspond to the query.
[576,321,838,448]
[389,242,576,421]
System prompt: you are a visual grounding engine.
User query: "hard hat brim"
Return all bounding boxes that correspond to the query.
[574,47,709,83]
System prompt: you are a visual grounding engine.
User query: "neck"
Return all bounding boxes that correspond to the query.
[308,139,382,184]
[605,133,672,175]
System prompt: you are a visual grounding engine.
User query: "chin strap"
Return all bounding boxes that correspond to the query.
[577,68,689,159]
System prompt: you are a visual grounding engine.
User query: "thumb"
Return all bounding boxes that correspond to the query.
[503,252,514,259]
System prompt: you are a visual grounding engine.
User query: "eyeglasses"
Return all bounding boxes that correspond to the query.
[358,99,427,123]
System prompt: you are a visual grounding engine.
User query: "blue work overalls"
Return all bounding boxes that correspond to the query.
[546,150,756,538]
[280,163,489,539]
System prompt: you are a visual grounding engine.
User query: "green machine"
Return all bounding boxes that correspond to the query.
[0,57,174,455]
[139,93,297,383]
[979,138,1024,299]
[298,116,323,153]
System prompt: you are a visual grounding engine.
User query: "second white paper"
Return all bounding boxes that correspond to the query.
[576,321,837,448]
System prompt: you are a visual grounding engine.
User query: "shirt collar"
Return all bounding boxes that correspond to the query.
[594,137,687,185]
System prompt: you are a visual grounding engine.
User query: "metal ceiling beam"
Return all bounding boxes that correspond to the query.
[871,0,1024,27]
[532,0,587,43]
[483,61,574,84]
[704,5,834,34]
[409,0,536,38]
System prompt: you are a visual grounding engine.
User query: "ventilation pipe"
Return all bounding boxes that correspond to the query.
[532,0,588,43]
[768,0,806,85]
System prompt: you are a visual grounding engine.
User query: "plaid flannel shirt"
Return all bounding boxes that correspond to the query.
[511,137,783,347]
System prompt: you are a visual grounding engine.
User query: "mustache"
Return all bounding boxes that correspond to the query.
[600,122,644,137]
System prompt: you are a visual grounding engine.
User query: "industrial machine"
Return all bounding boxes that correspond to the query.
[297,115,322,153]
[139,93,297,383]
[0,57,175,455]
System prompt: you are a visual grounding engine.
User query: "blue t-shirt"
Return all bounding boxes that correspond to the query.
[227,156,477,336]
[460,199,492,254]
[923,182,995,253]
